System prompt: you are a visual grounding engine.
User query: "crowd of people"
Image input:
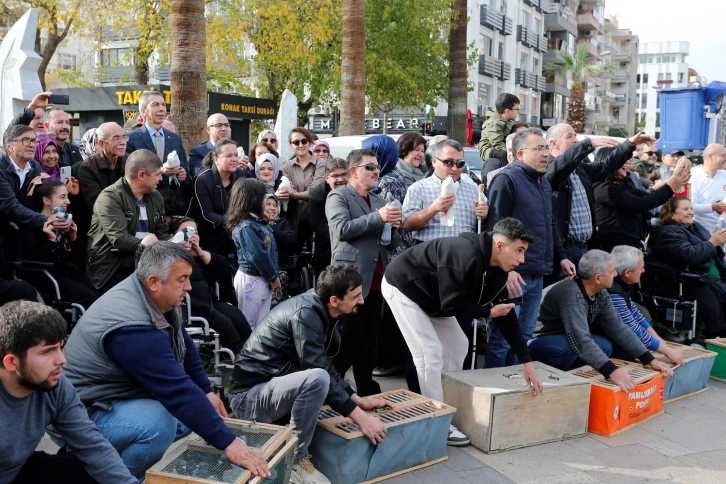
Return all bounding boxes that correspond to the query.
[1,91,726,484]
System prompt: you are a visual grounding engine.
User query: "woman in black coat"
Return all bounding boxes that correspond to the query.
[593,153,689,252]
[186,138,246,257]
[649,197,726,339]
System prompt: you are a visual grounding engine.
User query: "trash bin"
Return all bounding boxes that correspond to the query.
[657,81,726,152]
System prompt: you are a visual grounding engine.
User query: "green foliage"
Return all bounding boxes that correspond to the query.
[365,0,451,115]
[543,42,613,85]
[46,67,95,87]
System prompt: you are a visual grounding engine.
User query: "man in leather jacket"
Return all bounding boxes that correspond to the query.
[229,263,392,484]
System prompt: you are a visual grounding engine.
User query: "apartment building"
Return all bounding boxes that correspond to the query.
[636,41,690,137]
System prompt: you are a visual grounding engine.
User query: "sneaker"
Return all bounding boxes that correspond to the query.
[291,455,331,484]
[448,425,471,447]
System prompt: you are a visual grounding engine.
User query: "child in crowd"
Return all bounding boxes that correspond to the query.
[479,93,521,163]
[226,179,281,329]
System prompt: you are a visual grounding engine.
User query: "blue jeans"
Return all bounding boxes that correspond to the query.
[528,333,614,371]
[484,274,543,369]
[89,399,191,482]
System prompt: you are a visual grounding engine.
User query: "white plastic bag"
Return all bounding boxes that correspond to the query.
[165,151,181,187]
[279,176,292,211]
[439,176,459,226]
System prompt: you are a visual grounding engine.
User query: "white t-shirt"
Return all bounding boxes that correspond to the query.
[690,166,726,231]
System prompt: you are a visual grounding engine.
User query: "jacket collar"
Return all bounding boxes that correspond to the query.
[511,160,545,180]
[95,151,124,171]
[345,183,375,214]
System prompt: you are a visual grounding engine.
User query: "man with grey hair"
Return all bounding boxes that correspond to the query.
[607,246,685,365]
[484,128,575,368]
[126,90,189,201]
[78,122,128,211]
[64,242,270,482]
[86,149,168,292]
[529,249,673,392]
[545,123,654,267]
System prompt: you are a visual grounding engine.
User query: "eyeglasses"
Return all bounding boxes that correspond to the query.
[644,151,657,156]
[527,146,549,153]
[12,137,37,146]
[434,156,466,169]
[291,139,309,146]
[510,107,521,111]
[314,149,330,154]
[262,137,277,143]
[103,135,129,142]
[208,122,231,129]
[354,163,380,172]
[327,173,348,180]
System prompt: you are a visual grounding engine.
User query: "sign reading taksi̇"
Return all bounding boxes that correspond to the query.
[116,89,171,106]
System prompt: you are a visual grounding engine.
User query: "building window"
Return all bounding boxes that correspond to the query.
[613,107,620,119]
[480,34,493,56]
[523,10,531,29]
[639,55,648,63]
[636,93,640,108]
[636,74,641,85]
[567,33,575,56]
[642,73,648,88]
[658,73,664,81]
[533,58,540,75]
[500,0,507,14]
[678,72,684,83]
[57,53,76,70]
[520,52,529,71]
[101,48,134,67]
[641,93,648,109]
[498,41,505,60]
[665,72,672,81]
[656,56,662,63]
[648,56,654,63]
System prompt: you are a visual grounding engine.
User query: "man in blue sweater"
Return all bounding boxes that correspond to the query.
[63,242,270,482]
[608,245,685,365]
[1,301,136,484]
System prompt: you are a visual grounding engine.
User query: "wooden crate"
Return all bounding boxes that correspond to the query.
[441,363,591,453]
[651,341,717,402]
[570,361,663,437]
[147,420,294,484]
[705,338,726,383]
[310,389,455,483]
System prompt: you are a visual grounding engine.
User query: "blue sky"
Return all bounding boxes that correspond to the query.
[606,0,726,84]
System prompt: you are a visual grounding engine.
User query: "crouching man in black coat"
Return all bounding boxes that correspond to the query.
[382,217,544,446]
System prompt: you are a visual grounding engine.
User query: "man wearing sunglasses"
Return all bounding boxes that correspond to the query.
[632,144,658,189]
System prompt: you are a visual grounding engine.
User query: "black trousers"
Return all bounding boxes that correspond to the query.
[686,279,726,337]
[11,451,97,484]
[209,300,252,355]
[597,233,643,253]
[0,279,37,306]
[334,289,383,397]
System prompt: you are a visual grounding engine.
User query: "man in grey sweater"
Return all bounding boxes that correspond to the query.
[0,301,135,484]
[529,250,673,392]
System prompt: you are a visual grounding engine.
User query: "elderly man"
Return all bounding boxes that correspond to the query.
[529,250,674,392]
[608,246,685,365]
[545,123,655,266]
[64,242,270,482]
[86,150,169,292]
[0,124,71,232]
[189,113,231,177]
[484,128,575,368]
[1,301,137,484]
[326,149,400,396]
[691,143,726,230]
[79,122,128,211]
[126,91,189,200]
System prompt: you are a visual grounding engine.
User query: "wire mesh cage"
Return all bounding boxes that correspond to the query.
[248,437,297,484]
[189,419,291,453]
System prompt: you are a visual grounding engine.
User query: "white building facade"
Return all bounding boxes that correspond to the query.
[636,41,690,137]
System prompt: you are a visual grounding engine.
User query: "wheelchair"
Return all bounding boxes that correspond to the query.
[4,223,85,329]
[278,241,316,301]
[180,291,236,396]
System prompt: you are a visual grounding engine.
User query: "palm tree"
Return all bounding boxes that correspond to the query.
[543,42,612,134]
[170,0,207,149]
[447,0,468,144]
[339,0,366,136]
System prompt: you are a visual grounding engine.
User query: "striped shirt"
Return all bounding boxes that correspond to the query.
[609,293,660,351]
[134,197,150,239]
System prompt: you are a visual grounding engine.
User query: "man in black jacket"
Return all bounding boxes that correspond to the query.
[230,264,391,484]
[544,124,655,266]
[484,129,575,369]
[382,217,544,446]
[308,157,348,274]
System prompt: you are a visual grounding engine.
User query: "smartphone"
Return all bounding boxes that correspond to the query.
[60,166,71,183]
[48,94,70,105]
[500,296,524,306]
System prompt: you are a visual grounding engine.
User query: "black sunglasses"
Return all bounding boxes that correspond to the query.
[291,139,309,146]
[435,156,466,169]
[354,163,380,172]
[262,137,277,143]
[644,151,657,156]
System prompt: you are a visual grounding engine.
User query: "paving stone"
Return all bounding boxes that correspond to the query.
[640,439,697,457]
[520,471,602,484]
[380,472,423,484]
[461,441,608,482]
[458,467,516,484]
[587,443,698,483]
[664,402,726,421]
[563,436,610,455]
[407,462,473,484]
[674,385,726,407]
[442,447,489,472]
[588,427,661,448]
[584,467,688,484]
[675,449,726,472]
[638,415,726,453]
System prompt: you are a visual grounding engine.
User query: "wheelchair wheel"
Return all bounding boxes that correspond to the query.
[302,266,314,291]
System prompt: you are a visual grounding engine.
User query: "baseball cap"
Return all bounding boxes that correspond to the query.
[667,150,685,156]
[124,119,142,130]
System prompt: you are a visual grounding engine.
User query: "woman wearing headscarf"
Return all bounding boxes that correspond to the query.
[35,135,61,180]
[256,129,279,153]
[312,139,331,161]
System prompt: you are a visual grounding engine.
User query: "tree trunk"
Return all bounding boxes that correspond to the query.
[35,15,74,91]
[339,0,366,136]
[567,82,586,134]
[170,0,207,150]
[447,0,468,145]
[134,44,150,85]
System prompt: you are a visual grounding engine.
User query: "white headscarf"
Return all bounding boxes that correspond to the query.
[257,129,277,143]
[255,153,280,192]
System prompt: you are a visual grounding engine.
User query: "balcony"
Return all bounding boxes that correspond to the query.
[544,4,578,35]
[524,0,551,14]
[517,26,547,53]
[153,66,170,82]
[545,74,571,97]
[515,68,546,92]
[577,37,600,57]
[478,55,502,78]
[613,94,627,105]
[577,10,603,33]
[612,70,631,80]
[584,72,602,87]
[612,49,631,61]
[480,5,514,36]
[585,93,602,112]
[501,62,512,81]
[544,49,566,64]
[96,65,135,84]
[597,88,616,100]
[595,114,614,124]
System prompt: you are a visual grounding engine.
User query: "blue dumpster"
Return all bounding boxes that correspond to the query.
[657,81,726,152]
